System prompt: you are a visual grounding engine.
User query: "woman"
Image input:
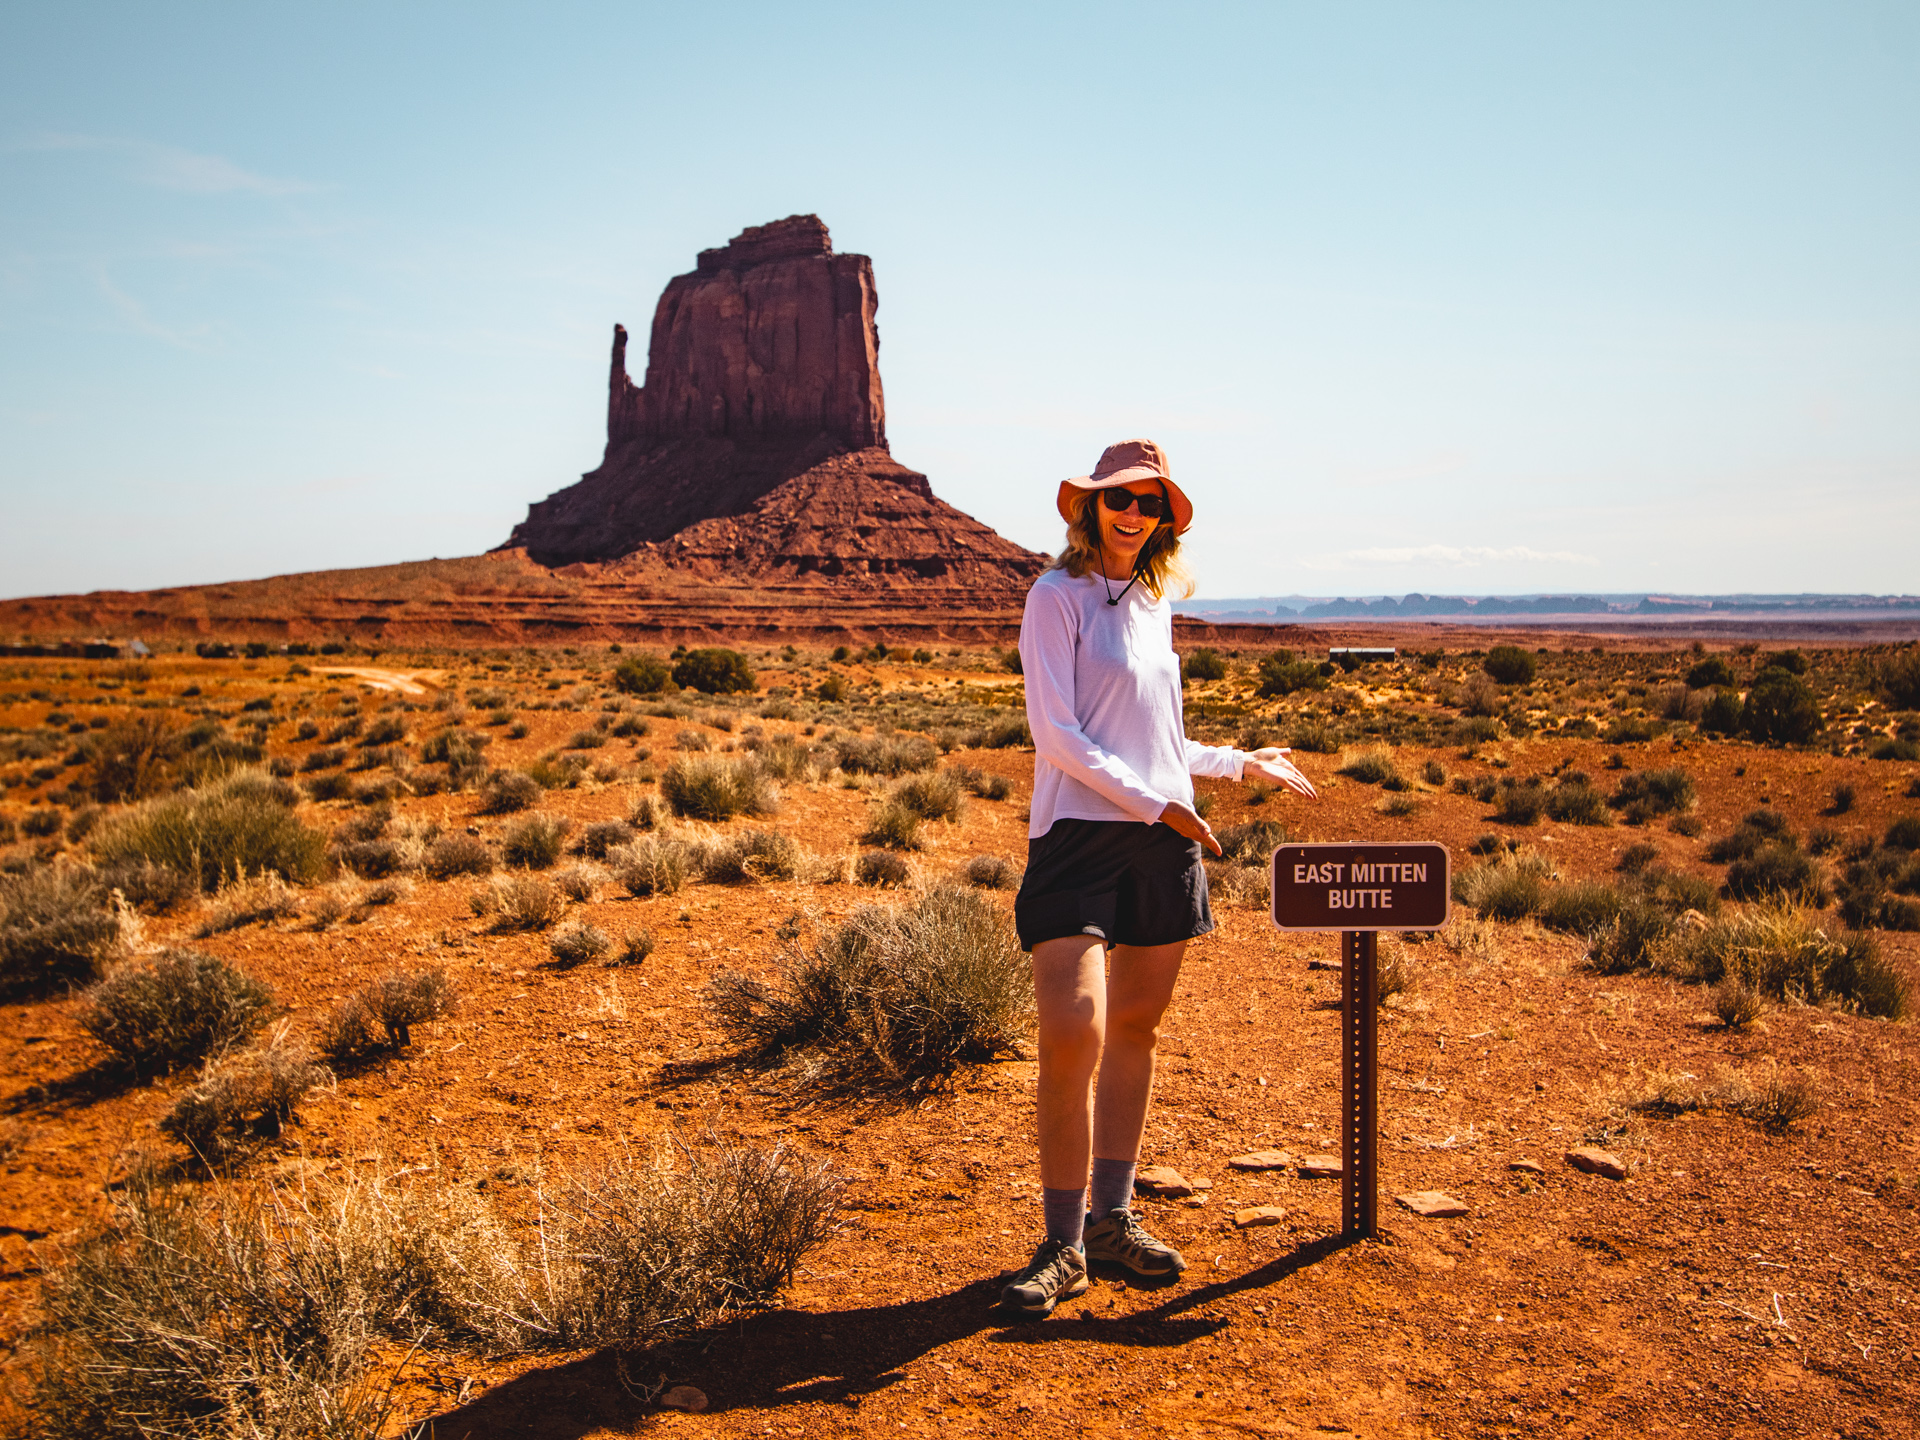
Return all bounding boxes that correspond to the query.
[1000,438,1317,1317]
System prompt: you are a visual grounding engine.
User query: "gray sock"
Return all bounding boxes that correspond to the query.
[1042,1186,1087,1250]
[1090,1157,1136,1217]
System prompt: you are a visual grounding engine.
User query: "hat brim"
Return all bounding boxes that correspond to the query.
[1058,471,1194,535]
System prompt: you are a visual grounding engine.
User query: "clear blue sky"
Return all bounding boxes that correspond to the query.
[3,2,1915,601]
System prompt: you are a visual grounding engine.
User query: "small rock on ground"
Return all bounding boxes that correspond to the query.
[1135,1165,1195,1198]
[1228,1149,1294,1170]
[1298,1154,1344,1179]
[1233,1205,1288,1228]
[660,1385,708,1413]
[1565,1146,1628,1180]
[1395,1190,1469,1218]
[1509,1158,1545,1175]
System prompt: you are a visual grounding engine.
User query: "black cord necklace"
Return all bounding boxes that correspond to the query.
[1100,533,1144,607]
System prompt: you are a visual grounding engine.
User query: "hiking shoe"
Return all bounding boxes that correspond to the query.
[999,1237,1090,1317]
[1084,1207,1187,1279]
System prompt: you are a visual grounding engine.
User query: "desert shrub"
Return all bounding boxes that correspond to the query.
[949,764,1012,800]
[1873,648,1920,708]
[1207,859,1272,909]
[1538,880,1628,936]
[672,648,756,694]
[1609,767,1696,818]
[1288,717,1342,753]
[1255,652,1324,697]
[1764,648,1808,675]
[1492,779,1546,826]
[160,1041,332,1162]
[662,756,777,821]
[1603,717,1662,745]
[1216,818,1287,866]
[1807,825,1841,857]
[1451,715,1505,747]
[1483,646,1536,684]
[334,836,407,878]
[468,874,564,931]
[1711,977,1765,1030]
[675,727,712,752]
[1743,667,1821,745]
[1617,840,1660,873]
[1336,749,1401,787]
[1586,897,1673,974]
[93,769,324,892]
[574,819,634,859]
[303,772,352,802]
[197,871,302,935]
[1869,736,1920,761]
[1452,849,1554,921]
[420,726,490,769]
[362,715,406,746]
[97,857,195,914]
[20,809,61,838]
[857,849,914,887]
[502,814,570,870]
[613,653,675,695]
[1886,814,1920,851]
[701,829,801,884]
[1725,844,1828,904]
[964,854,1019,890]
[1376,939,1415,1005]
[0,864,122,995]
[353,967,457,1048]
[550,863,601,902]
[1546,780,1611,826]
[87,713,177,802]
[890,769,964,821]
[1421,759,1446,787]
[479,768,544,814]
[1183,647,1228,682]
[815,674,850,703]
[863,802,924,851]
[78,949,272,1074]
[965,715,1030,750]
[424,832,493,879]
[550,920,612,967]
[609,834,694,897]
[707,885,1031,1092]
[1452,676,1503,719]
[1686,656,1737,689]
[1828,781,1856,815]
[833,733,940,776]
[751,735,817,781]
[1659,906,1907,1017]
[1696,688,1742,735]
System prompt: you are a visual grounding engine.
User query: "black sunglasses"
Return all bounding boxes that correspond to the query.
[1099,487,1170,520]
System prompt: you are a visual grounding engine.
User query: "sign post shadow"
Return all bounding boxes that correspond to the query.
[1271,842,1450,1241]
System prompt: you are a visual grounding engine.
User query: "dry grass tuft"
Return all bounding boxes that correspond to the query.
[469,873,565,931]
[159,1037,332,1163]
[196,870,302,935]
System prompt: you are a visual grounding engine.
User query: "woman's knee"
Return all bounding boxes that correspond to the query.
[1105,1005,1165,1052]
[1037,1010,1102,1070]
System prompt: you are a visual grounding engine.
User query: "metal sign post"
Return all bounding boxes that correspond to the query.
[1271,843,1450,1242]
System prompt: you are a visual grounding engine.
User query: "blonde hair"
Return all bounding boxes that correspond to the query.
[1050,490,1194,601]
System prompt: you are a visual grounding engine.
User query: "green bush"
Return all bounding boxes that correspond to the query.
[1659,907,1907,1018]
[661,757,777,822]
[1492,779,1546,826]
[1685,657,1736,690]
[1335,749,1401,786]
[1609,767,1696,817]
[1726,844,1827,904]
[706,885,1031,1092]
[1452,850,1553,920]
[1538,880,1628,936]
[1743,668,1820,745]
[1586,898,1673,974]
[1764,649,1808,676]
[1484,645,1537,685]
[965,716,1031,750]
[613,654,675,695]
[1183,648,1228,682]
[1286,718,1341,753]
[672,648,756,695]
[92,770,325,892]
[1546,780,1611,826]
[1256,653,1324,697]
[1874,648,1920,708]
[79,949,272,1074]
[1699,688,1743,735]
[0,865,122,995]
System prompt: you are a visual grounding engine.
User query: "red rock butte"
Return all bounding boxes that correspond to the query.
[0,216,1056,647]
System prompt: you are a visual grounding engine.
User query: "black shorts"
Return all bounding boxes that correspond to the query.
[1014,818,1214,952]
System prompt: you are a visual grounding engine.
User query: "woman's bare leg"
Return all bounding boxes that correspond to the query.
[1091,941,1187,1164]
[1031,934,1108,1190]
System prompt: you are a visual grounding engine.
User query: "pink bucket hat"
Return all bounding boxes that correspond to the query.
[1057,438,1194,535]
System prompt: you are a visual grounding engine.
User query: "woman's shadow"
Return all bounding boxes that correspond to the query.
[411,1232,1355,1437]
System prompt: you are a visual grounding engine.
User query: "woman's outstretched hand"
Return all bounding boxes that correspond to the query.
[1158,799,1223,856]
[1243,747,1318,799]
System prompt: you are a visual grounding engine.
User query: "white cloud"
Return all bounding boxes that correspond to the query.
[16,132,313,195]
[1301,543,1597,571]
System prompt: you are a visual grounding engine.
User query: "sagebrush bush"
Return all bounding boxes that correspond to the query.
[1288,717,1341,753]
[1538,880,1627,936]
[0,864,122,994]
[86,713,178,803]
[159,1041,332,1162]
[708,885,1032,1093]
[1216,819,1287,866]
[699,829,801,884]
[1492,780,1546,826]
[833,733,940,776]
[1546,780,1611,826]
[1256,653,1324,697]
[675,727,713,752]
[197,871,302,935]
[857,849,914,887]
[950,764,1013,800]
[863,802,924,851]
[578,819,637,858]
[479,769,544,814]
[672,647,756,694]
[1586,897,1673,975]
[502,813,571,870]
[93,769,324,891]
[1743,667,1821,745]
[1725,844,1828,905]
[424,831,493,879]
[662,756,778,821]
[1452,849,1555,921]
[1483,645,1537,684]
[610,929,656,966]
[1659,905,1907,1017]
[1335,749,1400,787]
[1609,767,1697,817]
[609,834,694,897]
[1711,977,1765,1030]
[1183,648,1228,682]
[550,920,612,967]
[964,855,1018,890]
[469,873,565,931]
[965,716,1030,750]
[79,949,272,1074]
[891,769,964,821]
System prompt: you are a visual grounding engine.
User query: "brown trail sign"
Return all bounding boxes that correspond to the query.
[1270,843,1450,1239]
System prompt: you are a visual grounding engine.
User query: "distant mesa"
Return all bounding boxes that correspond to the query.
[498,214,1047,605]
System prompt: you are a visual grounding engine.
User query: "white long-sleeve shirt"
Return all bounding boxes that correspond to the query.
[1018,567,1246,839]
